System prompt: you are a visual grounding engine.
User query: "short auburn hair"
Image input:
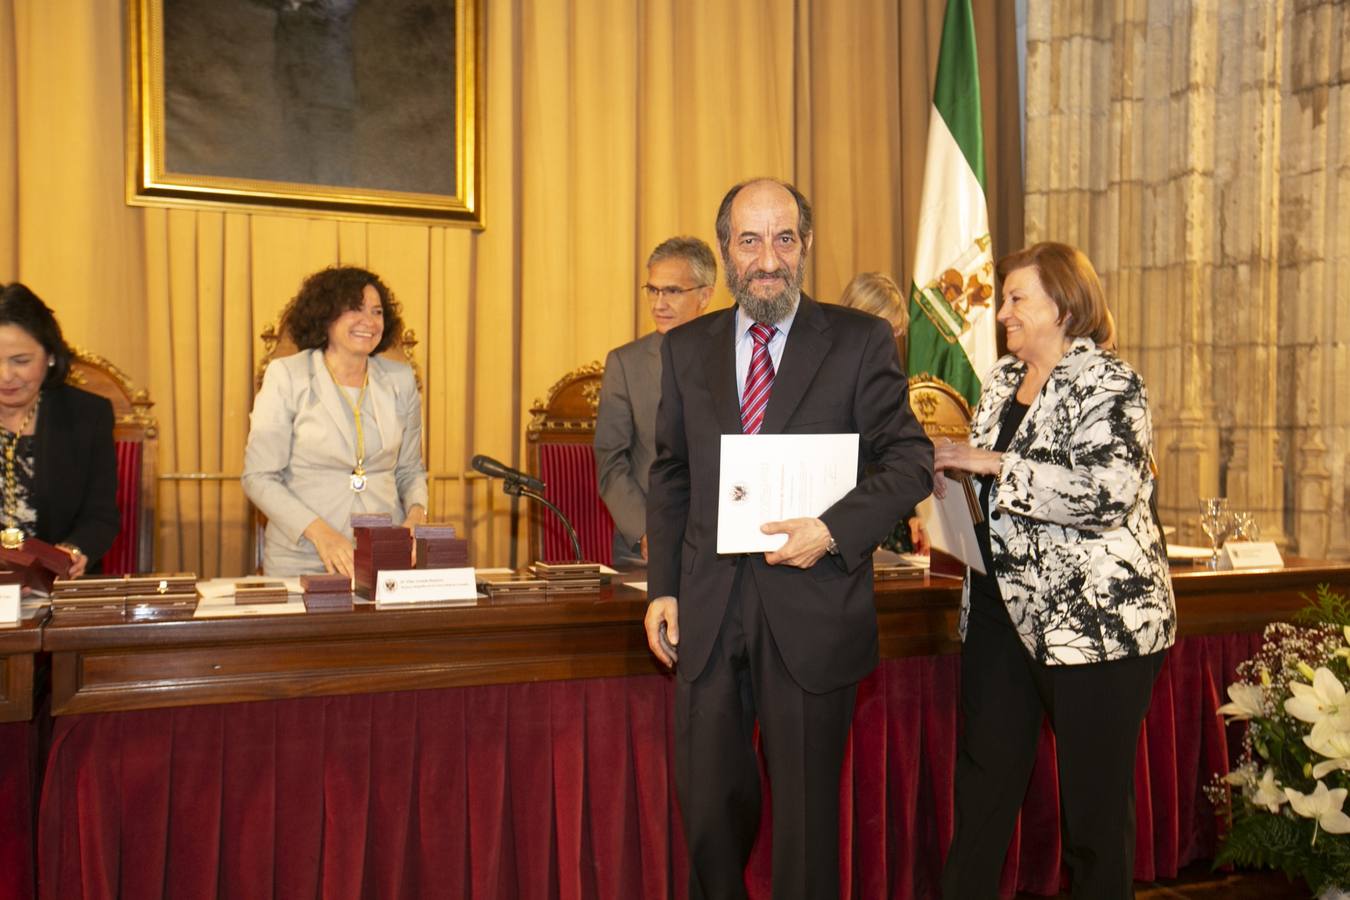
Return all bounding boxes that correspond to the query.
[996,242,1111,345]
[283,267,403,355]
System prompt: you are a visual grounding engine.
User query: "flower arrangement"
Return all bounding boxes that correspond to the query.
[1211,584,1350,895]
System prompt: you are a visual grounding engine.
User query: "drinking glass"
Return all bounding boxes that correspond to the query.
[1199,497,1232,569]
[1231,511,1261,542]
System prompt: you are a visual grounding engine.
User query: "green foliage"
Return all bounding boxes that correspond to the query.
[1216,807,1350,894]
[1295,583,1350,628]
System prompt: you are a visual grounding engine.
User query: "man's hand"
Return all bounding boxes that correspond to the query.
[645,596,679,668]
[303,518,356,577]
[761,517,833,568]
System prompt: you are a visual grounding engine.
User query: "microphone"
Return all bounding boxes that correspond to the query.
[470,452,584,562]
[471,454,545,493]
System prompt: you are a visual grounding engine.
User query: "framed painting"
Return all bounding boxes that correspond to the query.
[126,0,483,226]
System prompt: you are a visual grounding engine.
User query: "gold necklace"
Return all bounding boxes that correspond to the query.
[324,358,371,492]
[1,395,41,549]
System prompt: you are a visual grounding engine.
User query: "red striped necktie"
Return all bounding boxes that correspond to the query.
[740,322,777,435]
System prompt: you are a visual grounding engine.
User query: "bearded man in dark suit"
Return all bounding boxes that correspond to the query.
[644,178,933,899]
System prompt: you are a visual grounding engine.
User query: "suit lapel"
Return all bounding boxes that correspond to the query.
[700,311,742,435]
[761,296,829,434]
[365,359,399,459]
[309,350,357,458]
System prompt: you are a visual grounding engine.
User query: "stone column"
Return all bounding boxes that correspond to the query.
[1024,0,1347,559]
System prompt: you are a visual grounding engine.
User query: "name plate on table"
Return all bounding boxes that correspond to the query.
[0,583,18,625]
[374,567,479,607]
[1219,541,1284,570]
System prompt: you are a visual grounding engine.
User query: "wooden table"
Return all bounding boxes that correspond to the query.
[0,610,43,723]
[40,559,1350,716]
[30,559,1350,900]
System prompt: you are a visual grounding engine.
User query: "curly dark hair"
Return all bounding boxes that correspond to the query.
[283,267,404,355]
[0,283,75,387]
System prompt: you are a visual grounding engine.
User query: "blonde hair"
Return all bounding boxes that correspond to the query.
[839,272,908,337]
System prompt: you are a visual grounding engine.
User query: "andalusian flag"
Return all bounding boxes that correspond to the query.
[907,0,997,408]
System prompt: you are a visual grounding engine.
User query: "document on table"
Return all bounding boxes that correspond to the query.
[717,433,858,554]
[915,474,986,574]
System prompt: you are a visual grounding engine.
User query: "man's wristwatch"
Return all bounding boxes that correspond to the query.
[825,534,839,555]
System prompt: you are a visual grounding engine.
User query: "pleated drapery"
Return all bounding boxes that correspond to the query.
[30,633,1254,900]
[0,0,1022,575]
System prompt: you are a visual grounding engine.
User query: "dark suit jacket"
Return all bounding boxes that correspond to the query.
[647,297,933,693]
[594,331,663,548]
[31,384,120,567]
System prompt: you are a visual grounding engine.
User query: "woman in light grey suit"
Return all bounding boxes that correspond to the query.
[243,267,428,577]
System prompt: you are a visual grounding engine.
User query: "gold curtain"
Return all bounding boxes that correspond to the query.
[1,0,1021,575]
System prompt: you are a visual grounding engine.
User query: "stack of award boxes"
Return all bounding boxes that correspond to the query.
[51,573,199,622]
[50,575,129,623]
[233,580,289,604]
[125,573,199,621]
[528,561,603,596]
[477,572,548,603]
[300,573,354,612]
[353,525,413,598]
[413,524,468,569]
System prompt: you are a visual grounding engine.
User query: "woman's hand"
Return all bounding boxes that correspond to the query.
[57,544,88,578]
[908,516,931,555]
[400,504,426,530]
[303,518,356,577]
[934,438,1004,479]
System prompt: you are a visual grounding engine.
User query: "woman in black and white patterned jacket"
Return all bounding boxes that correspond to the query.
[935,242,1175,900]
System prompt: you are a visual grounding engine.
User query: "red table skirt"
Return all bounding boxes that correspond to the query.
[35,633,1260,900]
[0,720,39,900]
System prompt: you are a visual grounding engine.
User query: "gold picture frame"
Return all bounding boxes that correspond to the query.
[126,0,483,226]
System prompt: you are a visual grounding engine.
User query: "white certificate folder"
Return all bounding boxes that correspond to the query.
[717,433,859,554]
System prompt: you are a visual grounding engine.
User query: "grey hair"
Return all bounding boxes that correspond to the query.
[647,236,717,287]
[714,178,814,262]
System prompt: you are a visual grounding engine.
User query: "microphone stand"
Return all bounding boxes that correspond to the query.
[500,478,585,563]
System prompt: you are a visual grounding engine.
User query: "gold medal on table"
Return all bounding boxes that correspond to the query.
[0,526,22,549]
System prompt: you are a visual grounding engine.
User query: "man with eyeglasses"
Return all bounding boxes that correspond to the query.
[594,236,716,567]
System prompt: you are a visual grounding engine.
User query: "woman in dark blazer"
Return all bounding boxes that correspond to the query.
[0,284,119,576]
[933,243,1175,899]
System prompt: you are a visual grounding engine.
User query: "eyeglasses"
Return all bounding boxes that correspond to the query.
[642,284,708,300]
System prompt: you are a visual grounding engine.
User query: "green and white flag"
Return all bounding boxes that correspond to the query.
[907,0,996,409]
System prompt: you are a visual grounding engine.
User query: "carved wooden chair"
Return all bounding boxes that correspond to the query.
[524,361,615,565]
[67,348,157,573]
[250,316,423,571]
[907,374,974,442]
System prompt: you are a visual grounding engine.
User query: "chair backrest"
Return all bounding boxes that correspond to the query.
[251,316,424,572]
[907,375,973,442]
[66,348,157,573]
[255,316,424,392]
[524,361,614,565]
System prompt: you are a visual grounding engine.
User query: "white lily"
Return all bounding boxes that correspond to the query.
[1284,781,1350,844]
[1285,668,1350,734]
[1251,768,1286,813]
[1306,727,1350,779]
[1217,682,1265,720]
